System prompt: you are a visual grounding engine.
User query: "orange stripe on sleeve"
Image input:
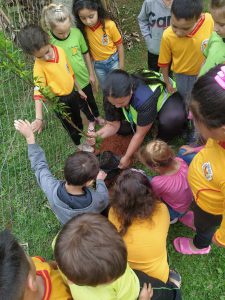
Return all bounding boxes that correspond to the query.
[114,37,123,45]
[34,95,45,101]
[158,63,170,67]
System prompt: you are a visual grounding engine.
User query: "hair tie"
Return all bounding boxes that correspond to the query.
[215,66,225,89]
[54,8,63,12]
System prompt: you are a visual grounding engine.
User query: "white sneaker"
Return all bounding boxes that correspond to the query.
[170,217,178,224]
[77,142,94,153]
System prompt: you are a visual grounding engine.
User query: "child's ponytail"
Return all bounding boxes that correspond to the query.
[41,3,72,31]
[139,140,175,168]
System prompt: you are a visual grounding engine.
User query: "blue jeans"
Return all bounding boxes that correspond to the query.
[177,148,197,165]
[168,205,185,221]
[94,52,119,88]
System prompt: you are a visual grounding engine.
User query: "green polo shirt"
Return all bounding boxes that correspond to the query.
[199,32,225,76]
[67,264,140,300]
[50,27,90,89]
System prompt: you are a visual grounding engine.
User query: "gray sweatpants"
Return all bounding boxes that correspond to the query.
[174,73,197,107]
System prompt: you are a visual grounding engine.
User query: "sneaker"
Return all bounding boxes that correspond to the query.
[169,269,182,288]
[77,142,94,152]
[170,217,178,224]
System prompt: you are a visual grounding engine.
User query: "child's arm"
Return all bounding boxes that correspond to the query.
[139,283,153,300]
[83,52,96,86]
[117,43,125,70]
[179,145,204,155]
[31,100,44,134]
[14,120,35,144]
[14,119,61,212]
[161,66,176,93]
[74,77,87,100]
[137,0,152,53]
[66,54,87,100]
[93,174,109,211]
[158,31,175,93]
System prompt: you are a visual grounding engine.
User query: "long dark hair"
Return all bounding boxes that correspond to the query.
[110,169,158,235]
[190,64,225,129]
[103,69,166,98]
[72,0,110,41]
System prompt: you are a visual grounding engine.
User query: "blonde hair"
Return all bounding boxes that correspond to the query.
[139,140,175,168]
[41,3,72,31]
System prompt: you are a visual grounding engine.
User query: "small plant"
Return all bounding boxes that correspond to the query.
[0,37,91,144]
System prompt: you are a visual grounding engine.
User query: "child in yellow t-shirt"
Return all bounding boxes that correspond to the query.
[174,64,225,255]
[0,230,72,300]
[54,213,182,300]
[17,24,93,152]
[158,0,213,103]
[72,0,124,89]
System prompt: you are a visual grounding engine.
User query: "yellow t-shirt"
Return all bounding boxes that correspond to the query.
[85,19,122,61]
[33,45,75,100]
[158,13,214,75]
[188,138,225,246]
[33,256,72,300]
[108,202,170,283]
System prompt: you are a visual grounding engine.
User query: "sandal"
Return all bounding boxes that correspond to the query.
[168,269,182,288]
[173,237,211,255]
[179,211,196,231]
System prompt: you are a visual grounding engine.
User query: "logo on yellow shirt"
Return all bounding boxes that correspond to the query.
[202,162,213,181]
[201,39,209,52]
[102,34,109,46]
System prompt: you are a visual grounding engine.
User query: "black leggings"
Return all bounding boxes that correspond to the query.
[157,92,187,141]
[193,202,222,249]
[56,90,83,145]
[147,52,160,72]
[78,84,99,122]
[134,270,182,300]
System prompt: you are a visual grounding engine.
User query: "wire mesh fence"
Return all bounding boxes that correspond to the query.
[0,0,76,257]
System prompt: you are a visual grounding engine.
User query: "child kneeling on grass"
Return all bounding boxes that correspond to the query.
[53,213,182,300]
[139,140,194,229]
[14,119,109,224]
[0,229,72,300]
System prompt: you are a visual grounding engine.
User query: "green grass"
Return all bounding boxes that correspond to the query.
[0,0,225,299]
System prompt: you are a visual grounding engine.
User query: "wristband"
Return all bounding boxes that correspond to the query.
[36,118,43,121]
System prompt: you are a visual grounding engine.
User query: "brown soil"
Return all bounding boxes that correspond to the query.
[96,134,133,156]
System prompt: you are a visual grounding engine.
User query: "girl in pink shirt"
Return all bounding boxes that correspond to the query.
[139,140,194,229]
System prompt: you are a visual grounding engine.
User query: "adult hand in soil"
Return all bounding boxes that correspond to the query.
[118,155,131,169]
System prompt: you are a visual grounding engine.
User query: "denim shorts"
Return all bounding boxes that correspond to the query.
[94,51,119,88]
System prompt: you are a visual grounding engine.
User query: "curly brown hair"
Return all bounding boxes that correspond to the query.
[110,169,158,236]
